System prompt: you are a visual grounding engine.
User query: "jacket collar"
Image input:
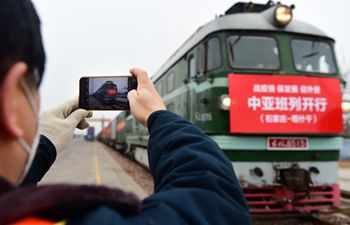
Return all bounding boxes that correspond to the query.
[0,177,14,195]
[0,177,141,225]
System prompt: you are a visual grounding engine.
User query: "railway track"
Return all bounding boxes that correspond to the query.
[252,212,350,225]
[102,144,154,195]
[311,212,350,225]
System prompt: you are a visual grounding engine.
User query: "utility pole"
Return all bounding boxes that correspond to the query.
[86,117,112,131]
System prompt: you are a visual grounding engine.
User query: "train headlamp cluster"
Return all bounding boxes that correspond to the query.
[274,5,293,27]
[219,95,231,110]
[342,101,350,113]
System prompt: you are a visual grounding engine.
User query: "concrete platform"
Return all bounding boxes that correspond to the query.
[40,138,148,199]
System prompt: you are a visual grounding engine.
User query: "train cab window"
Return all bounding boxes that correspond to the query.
[188,56,196,78]
[197,44,206,75]
[292,40,336,74]
[207,37,221,70]
[167,72,175,93]
[167,103,175,112]
[227,35,280,70]
[156,81,163,95]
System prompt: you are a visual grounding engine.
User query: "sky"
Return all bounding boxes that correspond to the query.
[31,0,350,132]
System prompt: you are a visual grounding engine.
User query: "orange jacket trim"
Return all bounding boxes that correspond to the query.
[9,217,66,225]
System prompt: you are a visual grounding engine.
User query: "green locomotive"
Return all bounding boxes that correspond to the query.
[93,81,118,104]
[100,1,347,214]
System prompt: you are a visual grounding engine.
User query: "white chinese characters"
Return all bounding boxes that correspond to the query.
[253,84,321,94]
[260,114,317,124]
[248,96,327,112]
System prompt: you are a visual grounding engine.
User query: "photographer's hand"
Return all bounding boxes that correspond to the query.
[127,68,166,127]
[40,98,93,153]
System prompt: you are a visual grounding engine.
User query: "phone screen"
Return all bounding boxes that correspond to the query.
[79,76,137,110]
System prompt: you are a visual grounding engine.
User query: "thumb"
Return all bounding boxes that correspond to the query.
[127,89,138,106]
[77,111,93,130]
[67,109,91,128]
[77,119,90,130]
[128,90,138,110]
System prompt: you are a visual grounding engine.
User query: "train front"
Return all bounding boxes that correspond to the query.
[205,2,347,215]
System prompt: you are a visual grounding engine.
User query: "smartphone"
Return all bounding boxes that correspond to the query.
[79,76,137,110]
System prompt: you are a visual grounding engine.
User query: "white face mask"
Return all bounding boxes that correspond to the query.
[17,77,40,184]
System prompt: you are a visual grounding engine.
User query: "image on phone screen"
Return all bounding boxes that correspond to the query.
[79,76,137,110]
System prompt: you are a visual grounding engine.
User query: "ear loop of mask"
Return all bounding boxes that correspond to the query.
[17,71,41,184]
[20,76,38,115]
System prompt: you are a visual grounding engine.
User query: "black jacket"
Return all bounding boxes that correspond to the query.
[21,135,57,186]
[23,110,251,224]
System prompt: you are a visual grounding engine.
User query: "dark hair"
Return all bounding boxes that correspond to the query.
[0,0,46,88]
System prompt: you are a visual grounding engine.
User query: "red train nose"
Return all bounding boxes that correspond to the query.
[106,89,117,96]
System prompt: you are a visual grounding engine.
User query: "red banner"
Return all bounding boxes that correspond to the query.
[228,74,343,134]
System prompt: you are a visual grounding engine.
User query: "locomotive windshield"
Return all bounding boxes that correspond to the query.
[103,81,116,88]
[291,39,336,74]
[227,35,280,70]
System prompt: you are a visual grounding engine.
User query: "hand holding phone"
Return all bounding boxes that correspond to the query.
[127,68,166,126]
[79,76,137,110]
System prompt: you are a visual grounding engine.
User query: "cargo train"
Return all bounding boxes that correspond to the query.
[98,1,348,215]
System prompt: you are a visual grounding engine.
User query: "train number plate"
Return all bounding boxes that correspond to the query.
[267,137,308,150]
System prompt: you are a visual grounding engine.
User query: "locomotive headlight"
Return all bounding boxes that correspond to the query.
[274,5,292,27]
[342,101,350,113]
[219,95,231,110]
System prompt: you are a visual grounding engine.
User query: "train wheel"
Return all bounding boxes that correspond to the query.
[126,143,136,160]
[114,142,127,152]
